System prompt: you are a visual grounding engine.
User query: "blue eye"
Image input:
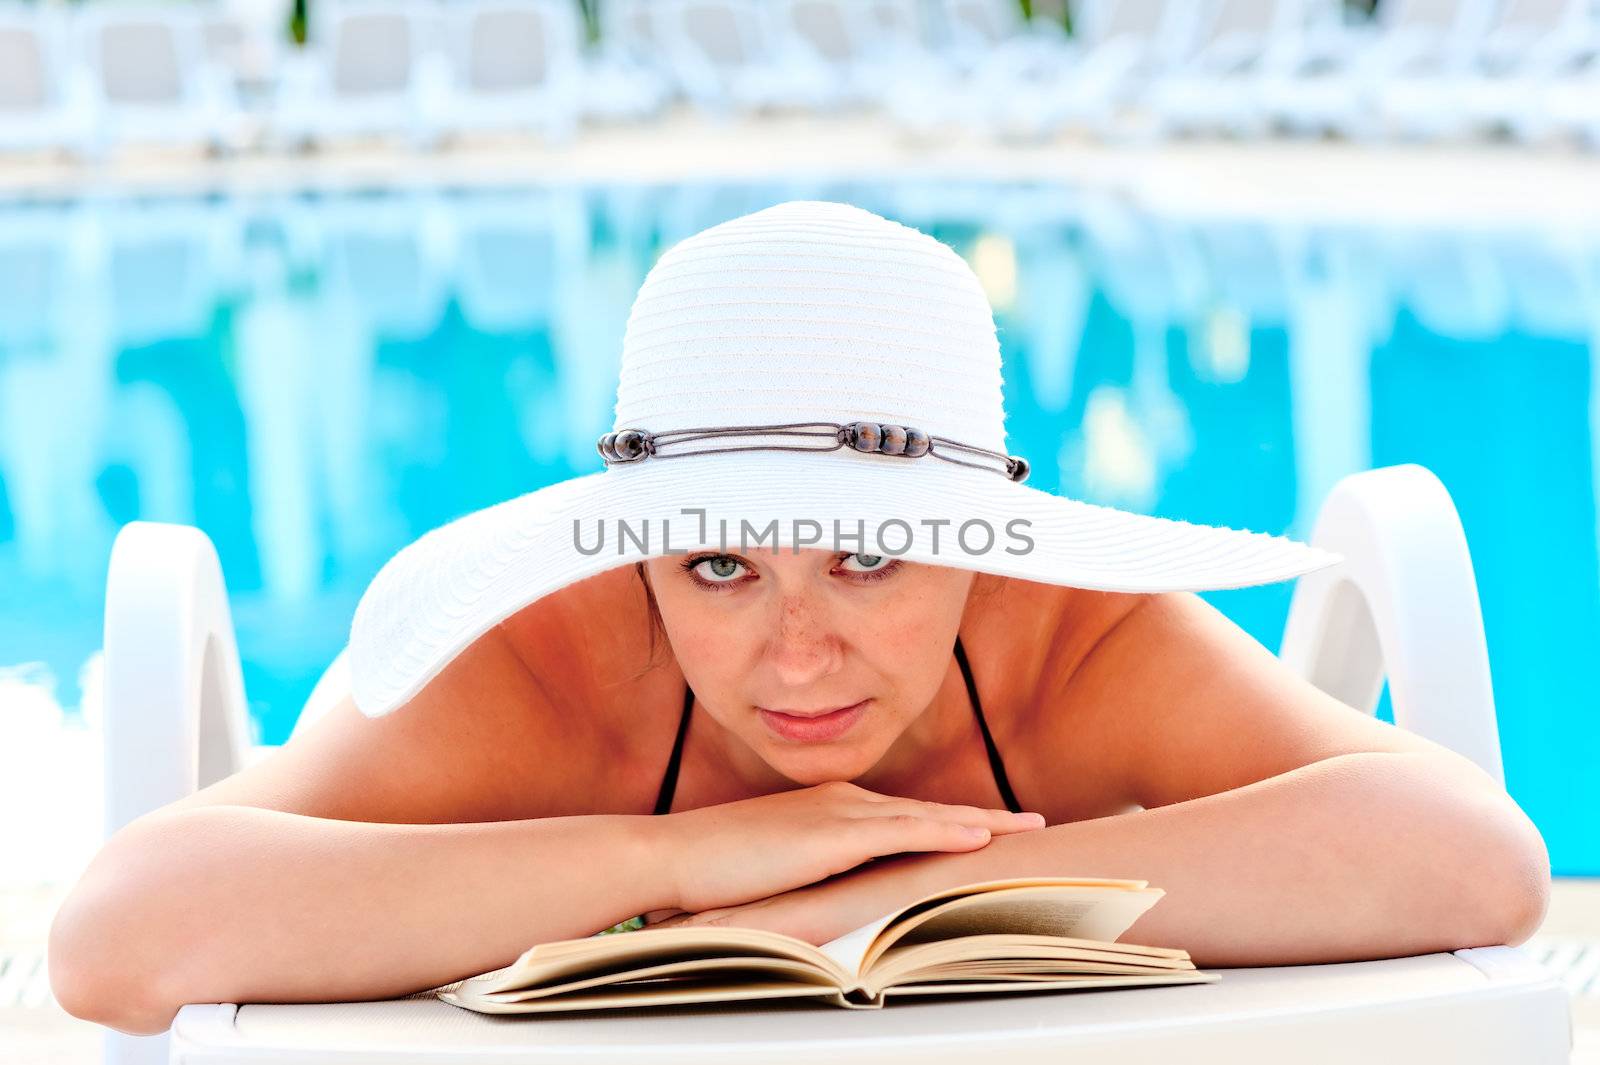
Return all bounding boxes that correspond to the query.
[683,555,746,586]
[838,554,902,582]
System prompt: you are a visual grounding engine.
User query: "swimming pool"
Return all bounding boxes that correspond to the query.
[1,179,1595,874]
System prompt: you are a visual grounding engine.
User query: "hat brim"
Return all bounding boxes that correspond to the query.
[349,449,1343,717]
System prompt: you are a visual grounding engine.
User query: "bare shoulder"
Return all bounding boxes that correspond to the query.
[1050,589,1451,811]
[960,576,1147,823]
[168,563,673,824]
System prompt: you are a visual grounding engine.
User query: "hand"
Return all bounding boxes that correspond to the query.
[648,852,947,947]
[656,781,1046,914]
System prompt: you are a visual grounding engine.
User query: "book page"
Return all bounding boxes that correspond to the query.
[463,956,843,1005]
[441,979,853,1014]
[879,970,1221,1002]
[462,926,851,999]
[867,933,1196,990]
[816,877,1155,979]
[860,881,1166,975]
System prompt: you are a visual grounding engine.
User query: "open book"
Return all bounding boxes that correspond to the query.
[437,877,1219,1014]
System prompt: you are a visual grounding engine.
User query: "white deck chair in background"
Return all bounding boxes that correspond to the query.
[1490,1,1600,146]
[0,3,95,157]
[1257,0,1500,139]
[94,463,1573,1063]
[882,0,1079,140]
[651,0,841,117]
[1376,0,1599,140]
[997,0,1205,141]
[773,0,945,110]
[581,0,675,122]
[1143,0,1322,138]
[934,0,1077,73]
[434,0,585,144]
[272,0,449,150]
[76,3,238,155]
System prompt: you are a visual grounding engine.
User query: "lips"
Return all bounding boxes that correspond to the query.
[758,699,869,742]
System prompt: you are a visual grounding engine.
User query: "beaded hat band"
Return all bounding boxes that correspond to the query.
[597,420,1031,483]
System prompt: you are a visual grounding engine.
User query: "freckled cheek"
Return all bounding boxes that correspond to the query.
[672,628,760,703]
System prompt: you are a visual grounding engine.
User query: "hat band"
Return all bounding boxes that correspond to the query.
[597,421,1030,483]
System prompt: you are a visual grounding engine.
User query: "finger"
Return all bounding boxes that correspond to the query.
[856,812,1009,855]
[865,798,1046,832]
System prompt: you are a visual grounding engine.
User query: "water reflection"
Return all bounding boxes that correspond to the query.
[0,182,1595,872]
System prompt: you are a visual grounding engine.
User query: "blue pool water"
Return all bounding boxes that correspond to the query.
[0,180,1595,873]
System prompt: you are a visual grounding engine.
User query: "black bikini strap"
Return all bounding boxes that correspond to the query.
[657,644,1020,816]
[653,682,695,815]
[954,635,1024,814]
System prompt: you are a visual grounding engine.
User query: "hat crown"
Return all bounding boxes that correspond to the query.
[612,201,1008,455]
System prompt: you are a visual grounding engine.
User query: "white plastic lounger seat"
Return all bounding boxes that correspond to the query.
[168,947,1569,1064]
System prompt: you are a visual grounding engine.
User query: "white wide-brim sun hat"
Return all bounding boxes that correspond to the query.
[349,200,1343,719]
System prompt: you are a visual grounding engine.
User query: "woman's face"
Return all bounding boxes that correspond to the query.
[643,548,977,785]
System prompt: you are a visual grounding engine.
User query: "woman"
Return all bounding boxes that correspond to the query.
[49,201,1551,1037]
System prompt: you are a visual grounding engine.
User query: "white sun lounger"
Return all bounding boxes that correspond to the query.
[1375,0,1600,140]
[76,3,238,155]
[954,0,1201,143]
[650,0,842,117]
[272,0,450,150]
[433,0,586,145]
[774,0,950,110]
[1143,0,1324,139]
[581,0,676,123]
[1258,0,1500,139]
[0,2,95,157]
[94,462,1572,1064]
[1480,0,1600,146]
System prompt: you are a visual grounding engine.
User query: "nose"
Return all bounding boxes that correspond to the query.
[764,592,844,688]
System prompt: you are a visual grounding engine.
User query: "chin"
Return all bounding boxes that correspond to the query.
[767,743,880,787]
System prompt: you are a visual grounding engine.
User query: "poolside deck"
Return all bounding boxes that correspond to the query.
[4,106,1600,228]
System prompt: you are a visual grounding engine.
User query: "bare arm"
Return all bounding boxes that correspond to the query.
[48,805,673,1036]
[786,750,1549,965]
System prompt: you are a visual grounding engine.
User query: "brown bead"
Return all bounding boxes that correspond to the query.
[848,422,882,453]
[1007,456,1030,483]
[904,428,930,457]
[598,432,617,459]
[880,424,907,455]
[614,430,647,460]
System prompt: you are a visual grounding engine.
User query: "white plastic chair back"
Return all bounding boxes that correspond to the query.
[1495,0,1574,30]
[1279,463,1505,785]
[1378,0,1500,64]
[96,18,185,104]
[465,6,552,91]
[603,0,661,65]
[866,0,926,44]
[1195,0,1296,49]
[679,0,762,67]
[330,10,416,96]
[941,0,1024,46]
[1075,0,1172,47]
[0,20,47,109]
[786,0,855,61]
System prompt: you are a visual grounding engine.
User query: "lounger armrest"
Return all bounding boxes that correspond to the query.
[101,521,255,837]
[1279,464,1504,786]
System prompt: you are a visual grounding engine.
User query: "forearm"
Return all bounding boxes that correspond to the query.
[48,804,672,1034]
[892,752,1552,966]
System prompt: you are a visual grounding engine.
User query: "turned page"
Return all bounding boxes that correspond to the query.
[817,877,1162,982]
